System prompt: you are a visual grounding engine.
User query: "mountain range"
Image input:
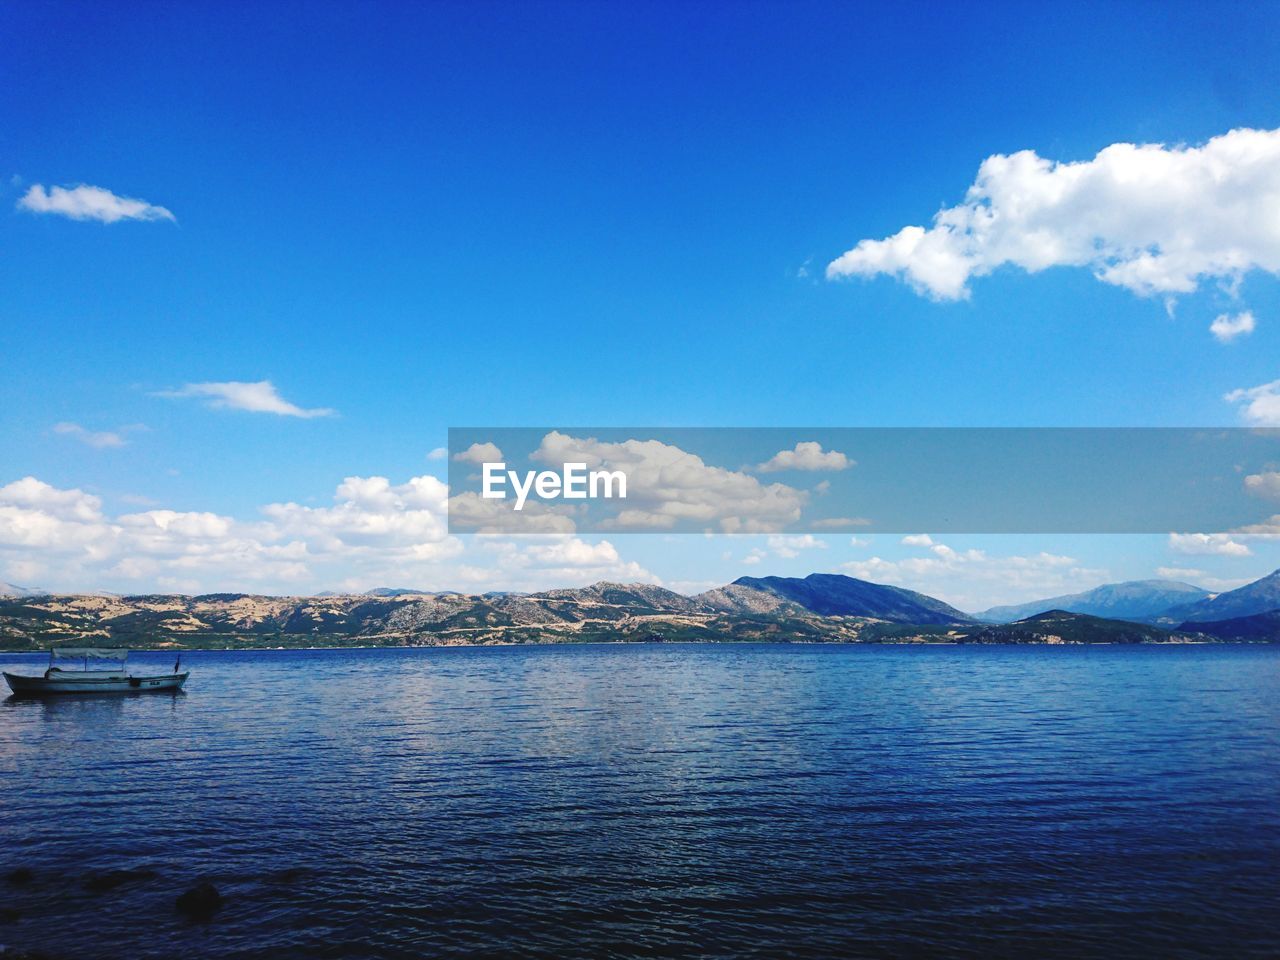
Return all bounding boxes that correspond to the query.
[974,580,1211,623]
[0,581,46,598]
[2,569,1278,650]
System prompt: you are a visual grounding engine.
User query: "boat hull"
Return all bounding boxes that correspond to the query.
[3,671,189,695]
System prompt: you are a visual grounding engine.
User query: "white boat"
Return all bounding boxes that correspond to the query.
[3,647,189,696]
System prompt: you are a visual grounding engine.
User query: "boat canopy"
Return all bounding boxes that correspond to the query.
[51,647,128,663]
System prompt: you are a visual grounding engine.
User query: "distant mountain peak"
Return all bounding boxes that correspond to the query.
[0,581,47,598]
[975,579,1210,623]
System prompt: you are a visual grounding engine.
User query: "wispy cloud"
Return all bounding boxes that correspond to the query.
[766,534,827,558]
[841,540,1096,611]
[827,127,1280,304]
[156,380,335,418]
[1156,566,1205,580]
[18,183,175,223]
[52,422,145,449]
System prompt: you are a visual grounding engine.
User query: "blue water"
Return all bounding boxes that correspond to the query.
[0,643,1277,959]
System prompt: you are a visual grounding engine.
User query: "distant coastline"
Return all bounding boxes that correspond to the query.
[5,571,1279,650]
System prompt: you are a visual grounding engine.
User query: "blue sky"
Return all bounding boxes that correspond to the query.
[2,1,1279,606]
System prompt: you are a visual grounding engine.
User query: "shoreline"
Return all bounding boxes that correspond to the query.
[0,637,1252,656]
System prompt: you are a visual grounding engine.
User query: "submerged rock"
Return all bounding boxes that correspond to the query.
[82,868,157,893]
[175,881,222,921]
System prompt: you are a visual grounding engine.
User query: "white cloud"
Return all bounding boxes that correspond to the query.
[841,542,1096,611]
[445,490,578,534]
[1167,532,1252,556]
[849,536,871,547]
[53,422,126,449]
[0,477,104,522]
[1156,566,1206,580]
[1226,379,1280,426]
[157,380,334,418]
[452,442,503,464]
[531,431,808,533]
[1231,514,1280,537]
[766,534,827,559]
[0,472,658,594]
[755,441,853,472]
[18,183,175,223]
[827,127,1280,302]
[426,447,449,461]
[1244,470,1280,500]
[901,533,934,546]
[1210,310,1255,342]
[465,536,656,588]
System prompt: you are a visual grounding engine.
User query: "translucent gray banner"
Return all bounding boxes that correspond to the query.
[446,427,1280,535]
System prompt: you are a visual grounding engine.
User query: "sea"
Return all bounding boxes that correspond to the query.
[0,643,1277,959]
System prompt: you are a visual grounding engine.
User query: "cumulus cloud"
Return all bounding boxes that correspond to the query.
[827,127,1280,303]
[0,472,658,594]
[156,380,334,418]
[755,441,853,472]
[1244,470,1280,500]
[1167,532,1251,556]
[530,431,808,533]
[901,534,934,547]
[53,422,127,449]
[1225,379,1280,426]
[452,442,503,464]
[445,491,577,534]
[426,447,449,461]
[1210,311,1255,342]
[18,183,175,223]
[462,536,657,587]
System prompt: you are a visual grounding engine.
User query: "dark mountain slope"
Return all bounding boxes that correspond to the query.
[1178,609,1280,641]
[1161,569,1280,623]
[707,573,971,625]
[963,610,1175,644]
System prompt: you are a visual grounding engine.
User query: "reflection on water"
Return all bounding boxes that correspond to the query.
[0,644,1277,959]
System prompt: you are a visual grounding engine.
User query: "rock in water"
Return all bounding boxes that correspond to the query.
[4,867,34,885]
[176,881,222,921]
